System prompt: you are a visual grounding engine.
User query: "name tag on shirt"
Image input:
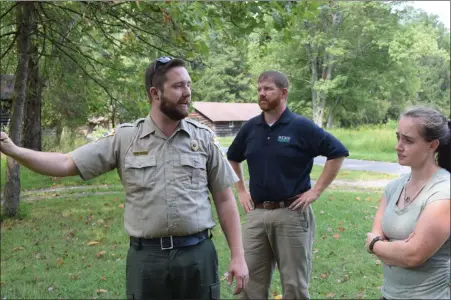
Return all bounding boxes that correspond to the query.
[133,151,148,156]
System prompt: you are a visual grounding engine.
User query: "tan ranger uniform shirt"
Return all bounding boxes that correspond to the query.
[70,115,238,238]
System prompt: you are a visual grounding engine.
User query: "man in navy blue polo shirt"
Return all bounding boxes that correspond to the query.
[227,70,349,299]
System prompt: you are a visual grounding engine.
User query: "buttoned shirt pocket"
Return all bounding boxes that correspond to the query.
[124,155,157,192]
[177,154,207,188]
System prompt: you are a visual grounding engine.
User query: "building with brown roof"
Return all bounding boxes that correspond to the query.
[189,101,261,136]
[0,74,14,127]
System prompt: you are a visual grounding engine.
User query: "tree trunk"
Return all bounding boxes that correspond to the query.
[23,42,42,151]
[311,53,324,127]
[310,3,342,127]
[110,97,116,128]
[326,96,340,128]
[55,119,63,146]
[3,2,33,217]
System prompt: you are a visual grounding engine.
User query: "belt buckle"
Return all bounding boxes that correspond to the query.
[263,201,272,209]
[160,236,173,250]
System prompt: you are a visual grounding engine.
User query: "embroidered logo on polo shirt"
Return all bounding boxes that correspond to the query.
[277,136,291,143]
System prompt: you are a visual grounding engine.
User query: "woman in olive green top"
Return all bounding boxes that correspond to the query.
[366,106,450,299]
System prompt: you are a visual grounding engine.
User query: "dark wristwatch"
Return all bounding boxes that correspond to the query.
[369,236,382,253]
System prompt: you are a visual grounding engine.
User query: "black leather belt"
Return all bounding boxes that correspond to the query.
[130,229,209,250]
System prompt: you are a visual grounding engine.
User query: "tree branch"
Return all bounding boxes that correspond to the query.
[102,5,192,54]
[304,43,312,61]
[46,2,124,28]
[0,22,17,30]
[38,25,126,75]
[91,12,123,49]
[0,31,18,38]
[48,39,119,108]
[0,31,18,61]
[0,2,18,21]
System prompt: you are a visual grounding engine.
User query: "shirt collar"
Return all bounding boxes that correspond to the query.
[256,107,293,125]
[139,115,191,139]
[178,119,192,137]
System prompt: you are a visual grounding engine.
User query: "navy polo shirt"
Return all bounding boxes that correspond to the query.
[227,108,349,204]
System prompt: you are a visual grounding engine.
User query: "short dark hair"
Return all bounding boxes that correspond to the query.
[145,57,186,93]
[258,70,289,89]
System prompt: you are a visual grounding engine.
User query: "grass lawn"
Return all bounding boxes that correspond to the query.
[1,190,384,299]
[1,127,394,299]
[217,122,398,163]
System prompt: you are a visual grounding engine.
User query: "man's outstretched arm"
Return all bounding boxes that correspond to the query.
[0,131,79,177]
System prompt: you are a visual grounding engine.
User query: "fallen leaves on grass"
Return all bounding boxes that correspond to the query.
[320,273,329,279]
[337,274,349,283]
[221,272,229,281]
[338,226,345,232]
[87,241,99,246]
[333,233,340,240]
[96,251,106,258]
[96,288,107,294]
[118,204,124,208]
[101,275,107,281]
[12,246,25,252]
[326,292,336,298]
[375,259,382,265]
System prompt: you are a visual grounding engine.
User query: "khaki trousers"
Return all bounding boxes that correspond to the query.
[239,205,315,300]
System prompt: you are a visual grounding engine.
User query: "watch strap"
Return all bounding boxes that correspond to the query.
[369,236,382,253]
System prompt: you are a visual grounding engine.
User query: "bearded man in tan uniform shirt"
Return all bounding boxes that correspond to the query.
[0,57,248,300]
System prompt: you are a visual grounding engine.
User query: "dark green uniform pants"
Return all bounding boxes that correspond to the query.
[126,238,220,300]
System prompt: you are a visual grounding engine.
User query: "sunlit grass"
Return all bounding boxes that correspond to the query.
[1,191,384,299]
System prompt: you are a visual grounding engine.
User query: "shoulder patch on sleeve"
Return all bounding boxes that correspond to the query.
[118,123,135,128]
[185,118,214,134]
[93,128,116,142]
[133,118,146,126]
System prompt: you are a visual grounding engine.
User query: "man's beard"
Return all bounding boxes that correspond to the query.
[160,94,189,121]
[258,97,280,112]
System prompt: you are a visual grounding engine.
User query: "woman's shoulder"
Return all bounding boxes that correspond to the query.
[384,173,410,197]
[434,168,450,182]
[426,168,451,193]
[388,173,410,188]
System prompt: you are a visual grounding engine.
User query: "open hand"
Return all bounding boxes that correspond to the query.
[288,189,321,211]
[237,190,253,213]
[227,255,249,295]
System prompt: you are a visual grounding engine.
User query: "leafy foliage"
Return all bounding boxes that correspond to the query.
[0,1,449,130]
